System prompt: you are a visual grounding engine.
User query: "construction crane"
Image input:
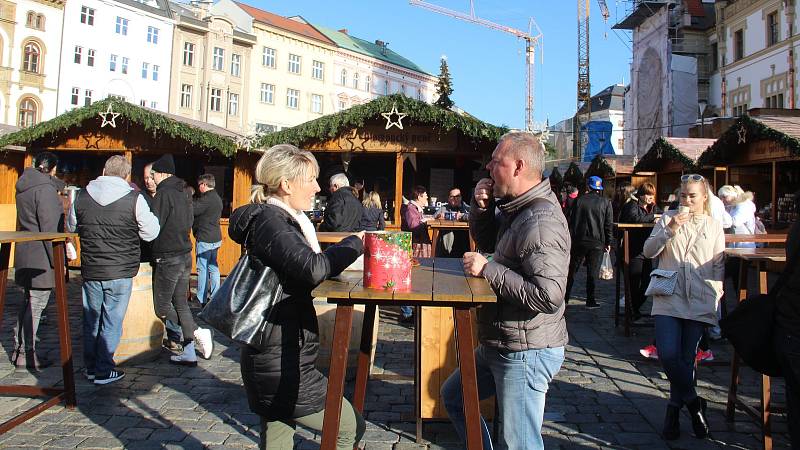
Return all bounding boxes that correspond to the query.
[575,0,610,159]
[409,0,543,132]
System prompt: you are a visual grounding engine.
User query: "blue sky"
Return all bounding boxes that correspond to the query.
[251,0,633,129]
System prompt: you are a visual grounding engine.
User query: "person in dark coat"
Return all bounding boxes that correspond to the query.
[433,187,471,258]
[318,173,362,232]
[192,173,223,305]
[359,191,385,231]
[564,176,614,308]
[619,182,662,318]
[229,144,365,449]
[12,152,64,370]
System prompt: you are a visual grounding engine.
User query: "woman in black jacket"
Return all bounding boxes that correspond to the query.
[229,144,365,450]
[359,190,385,231]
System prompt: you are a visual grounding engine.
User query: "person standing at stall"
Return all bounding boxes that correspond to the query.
[400,185,432,323]
[359,191,385,231]
[192,174,223,306]
[319,173,362,232]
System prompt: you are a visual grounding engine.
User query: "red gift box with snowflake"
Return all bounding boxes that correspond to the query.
[363,231,413,291]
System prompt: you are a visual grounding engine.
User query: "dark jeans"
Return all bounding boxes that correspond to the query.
[654,315,705,407]
[629,255,652,314]
[13,288,51,354]
[152,252,196,343]
[775,326,800,449]
[565,245,604,303]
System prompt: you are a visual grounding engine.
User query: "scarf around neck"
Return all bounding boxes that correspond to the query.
[266,197,321,254]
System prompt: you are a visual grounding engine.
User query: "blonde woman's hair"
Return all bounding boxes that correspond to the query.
[718,184,737,201]
[680,177,712,215]
[733,185,754,204]
[363,191,381,209]
[250,144,319,204]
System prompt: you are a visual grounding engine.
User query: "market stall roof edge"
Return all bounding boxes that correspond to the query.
[698,113,800,166]
[634,136,716,172]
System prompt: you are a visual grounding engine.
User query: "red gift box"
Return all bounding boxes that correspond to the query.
[363,231,413,291]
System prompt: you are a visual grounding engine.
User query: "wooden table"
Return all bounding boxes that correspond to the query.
[427,220,476,257]
[724,247,786,450]
[0,231,77,433]
[312,258,496,450]
[316,231,357,244]
[724,234,787,244]
[614,223,655,336]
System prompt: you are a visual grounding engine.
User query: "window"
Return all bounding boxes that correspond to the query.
[286,88,299,109]
[26,12,44,30]
[256,123,277,134]
[312,60,324,80]
[26,11,35,27]
[340,69,347,86]
[71,87,79,105]
[183,42,194,66]
[338,99,346,110]
[401,85,405,95]
[210,88,221,112]
[18,98,37,127]
[262,47,275,68]
[353,73,359,89]
[765,93,784,108]
[734,29,744,61]
[768,12,779,47]
[121,57,128,74]
[417,88,422,100]
[109,54,117,71]
[74,46,82,64]
[80,6,95,25]
[212,47,224,71]
[141,62,148,78]
[36,14,44,30]
[147,26,159,44]
[115,17,128,35]
[231,54,241,77]
[384,80,389,95]
[140,99,146,107]
[288,54,301,74]
[152,65,159,81]
[150,101,157,109]
[180,84,192,108]
[84,89,92,106]
[733,103,749,116]
[228,93,239,116]
[365,75,370,92]
[23,42,40,73]
[711,43,718,71]
[87,49,95,67]
[260,83,274,104]
[311,94,322,114]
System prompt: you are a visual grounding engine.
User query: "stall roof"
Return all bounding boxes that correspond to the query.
[586,154,636,178]
[255,94,507,150]
[698,113,800,166]
[635,137,715,172]
[0,99,241,156]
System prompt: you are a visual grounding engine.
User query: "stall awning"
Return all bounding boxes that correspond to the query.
[635,137,716,172]
[698,113,800,166]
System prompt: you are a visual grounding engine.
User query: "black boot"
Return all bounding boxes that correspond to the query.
[687,397,709,438]
[662,404,680,440]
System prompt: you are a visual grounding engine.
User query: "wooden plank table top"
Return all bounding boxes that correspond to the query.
[725,234,787,244]
[0,231,76,244]
[723,247,786,262]
[316,232,357,244]
[426,219,469,229]
[613,223,656,229]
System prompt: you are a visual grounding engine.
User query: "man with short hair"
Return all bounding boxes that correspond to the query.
[149,154,214,365]
[192,174,223,305]
[68,155,160,384]
[564,176,613,309]
[442,132,569,449]
[433,187,471,257]
[319,172,363,232]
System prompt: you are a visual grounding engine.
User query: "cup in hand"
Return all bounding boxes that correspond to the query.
[678,205,690,215]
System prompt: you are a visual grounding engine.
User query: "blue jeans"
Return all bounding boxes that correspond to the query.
[196,241,221,304]
[654,315,705,407]
[441,345,564,450]
[82,278,133,376]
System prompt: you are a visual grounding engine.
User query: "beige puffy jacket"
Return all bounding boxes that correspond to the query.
[642,211,725,326]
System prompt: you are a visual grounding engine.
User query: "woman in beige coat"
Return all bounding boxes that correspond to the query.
[642,174,725,441]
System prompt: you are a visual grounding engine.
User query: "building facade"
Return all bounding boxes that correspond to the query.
[0,0,64,127]
[57,0,174,115]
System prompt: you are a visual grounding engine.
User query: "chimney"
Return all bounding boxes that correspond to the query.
[375,40,388,55]
[338,28,348,35]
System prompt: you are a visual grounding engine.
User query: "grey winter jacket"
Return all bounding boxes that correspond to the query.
[470,179,570,352]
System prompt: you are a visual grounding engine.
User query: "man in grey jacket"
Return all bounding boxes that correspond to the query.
[441,132,570,450]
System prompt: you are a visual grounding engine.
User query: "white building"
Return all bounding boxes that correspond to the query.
[710,0,798,116]
[57,0,175,114]
[0,0,65,127]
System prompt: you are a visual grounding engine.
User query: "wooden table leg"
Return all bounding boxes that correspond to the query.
[453,306,483,450]
[321,303,354,450]
[622,231,632,337]
[430,230,440,258]
[614,246,621,328]
[415,306,422,443]
[0,243,11,332]
[758,262,772,450]
[352,304,376,413]
[52,242,76,408]
[726,258,749,421]
[469,233,477,252]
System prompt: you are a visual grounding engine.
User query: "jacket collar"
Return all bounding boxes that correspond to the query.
[497,179,555,216]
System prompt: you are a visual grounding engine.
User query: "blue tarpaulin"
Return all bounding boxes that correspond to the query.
[581,121,614,162]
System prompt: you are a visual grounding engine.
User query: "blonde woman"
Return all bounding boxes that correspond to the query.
[359,191,385,231]
[228,144,366,449]
[642,174,725,441]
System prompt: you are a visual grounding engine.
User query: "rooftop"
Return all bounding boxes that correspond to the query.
[234,2,334,45]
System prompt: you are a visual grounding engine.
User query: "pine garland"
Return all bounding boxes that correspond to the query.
[564,162,584,187]
[585,154,616,178]
[548,166,563,189]
[698,114,800,166]
[0,98,238,156]
[634,137,698,172]
[256,94,507,149]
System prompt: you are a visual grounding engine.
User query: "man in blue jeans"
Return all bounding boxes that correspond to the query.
[192,174,223,305]
[68,156,160,385]
[444,132,570,449]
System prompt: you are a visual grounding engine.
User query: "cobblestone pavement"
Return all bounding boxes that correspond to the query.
[0,266,791,449]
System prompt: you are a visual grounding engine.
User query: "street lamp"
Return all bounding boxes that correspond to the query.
[698,99,708,138]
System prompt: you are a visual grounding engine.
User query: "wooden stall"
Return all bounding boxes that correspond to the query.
[0,99,247,274]
[698,110,800,230]
[585,154,636,200]
[633,137,716,208]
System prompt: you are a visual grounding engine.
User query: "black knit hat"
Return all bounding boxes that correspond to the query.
[151,154,175,175]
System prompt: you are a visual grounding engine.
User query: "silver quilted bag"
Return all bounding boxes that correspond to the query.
[645,269,678,296]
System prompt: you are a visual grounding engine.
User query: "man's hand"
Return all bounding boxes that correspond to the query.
[605,245,611,253]
[463,252,488,277]
[474,178,494,209]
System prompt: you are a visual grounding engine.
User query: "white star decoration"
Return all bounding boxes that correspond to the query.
[737,124,747,144]
[381,104,407,130]
[99,104,120,128]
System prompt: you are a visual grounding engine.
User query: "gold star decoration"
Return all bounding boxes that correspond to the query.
[82,131,103,149]
[343,130,370,151]
[381,103,407,130]
[99,104,120,128]
[737,123,747,144]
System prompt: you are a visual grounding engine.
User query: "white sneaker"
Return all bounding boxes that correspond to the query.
[193,328,214,359]
[170,342,198,366]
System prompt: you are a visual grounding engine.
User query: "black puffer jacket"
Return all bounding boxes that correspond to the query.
[619,201,662,257]
[229,203,363,420]
[319,187,363,232]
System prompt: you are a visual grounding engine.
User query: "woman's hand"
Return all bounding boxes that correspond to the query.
[667,212,690,234]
